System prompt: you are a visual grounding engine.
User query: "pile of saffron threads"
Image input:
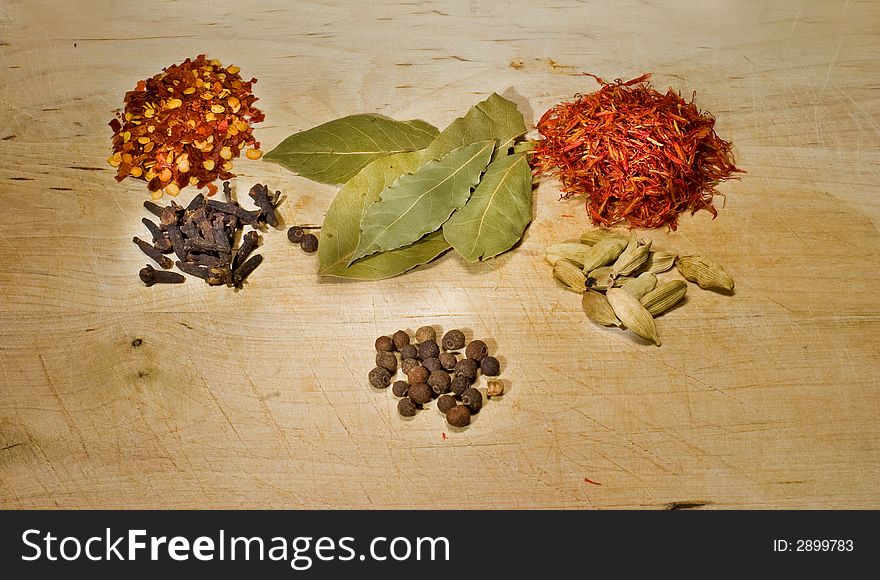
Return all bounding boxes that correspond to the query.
[532,73,742,230]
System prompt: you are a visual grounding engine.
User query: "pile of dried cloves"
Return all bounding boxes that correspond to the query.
[135,181,282,288]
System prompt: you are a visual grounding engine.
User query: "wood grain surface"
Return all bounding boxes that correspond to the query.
[1,0,878,509]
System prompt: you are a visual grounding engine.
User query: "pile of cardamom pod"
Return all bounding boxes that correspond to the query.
[546,230,735,346]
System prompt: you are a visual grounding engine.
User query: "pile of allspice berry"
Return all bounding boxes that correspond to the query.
[369,327,504,428]
[547,229,735,346]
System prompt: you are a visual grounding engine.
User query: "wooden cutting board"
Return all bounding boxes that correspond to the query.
[1,0,877,509]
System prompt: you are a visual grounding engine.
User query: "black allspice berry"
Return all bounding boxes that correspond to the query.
[461,387,483,413]
[427,370,451,394]
[368,366,392,389]
[399,343,418,360]
[287,226,305,243]
[376,351,398,373]
[418,340,439,360]
[422,357,442,372]
[480,356,500,376]
[300,233,319,253]
[450,375,471,396]
[406,365,429,385]
[397,397,417,417]
[375,335,394,352]
[401,358,420,375]
[437,394,457,414]
[392,330,410,350]
[408,383,433,405]
[415,326,436,343]
[392,380,409,398]
[439,351,457,371]
[446,405,471,427]
[453,358,478,381]
[442,329,466,351]
[465,340,489,361]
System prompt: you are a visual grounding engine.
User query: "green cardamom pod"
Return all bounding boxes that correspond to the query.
[606,288,661,346]
[582,290,620,326]
[676,255,735,291]
[553,259,586,293]
[621,272,658,299]
[610,232,652,278]
[580,229,627,246]
[545,242,589,267]
[640,250,677,274]
[581,237,628,274]
[640,280,688,316]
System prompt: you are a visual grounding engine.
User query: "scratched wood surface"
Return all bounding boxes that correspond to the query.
[1,0,878,509]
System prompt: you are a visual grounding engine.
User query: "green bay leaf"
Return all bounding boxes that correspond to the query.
[318,150,430,276]
[350,139,495,264]
[423,93,526,161]
[442,153,533,262]
[264,115,439,184]
[325,231,451,280]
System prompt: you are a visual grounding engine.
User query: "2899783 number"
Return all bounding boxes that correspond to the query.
[796,540,853,551]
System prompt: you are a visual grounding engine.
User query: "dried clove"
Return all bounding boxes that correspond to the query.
[143,200,164,218]
[206,199,262,226]
[175,260,210,280]
[141,218,173,252]
[233,254,263,287]
[249,183,279,227]
[232,231,259,270]
[133,236,173,269]
[139,265,185,286]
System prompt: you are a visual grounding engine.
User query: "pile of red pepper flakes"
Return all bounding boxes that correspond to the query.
[532,73,742,229]
[107,54,265,199]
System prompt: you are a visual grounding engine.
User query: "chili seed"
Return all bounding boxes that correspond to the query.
[392,380,409,398]
[439,351,458,371]
[300,233,319,253]
[397,397,417,417]
[446,405,471,427]
[461,387,483,413]
[418,340,440,360]
[480,356,500,376]
[465,340,489,361]
[415,326,436,343]
[442,329,466,351]
[437,394,457,414]
[392,330,410,350]
[375,335,394,352]
[375,351,398,373]
[487,379,504,398]
[408,383,433,405]
[368,366,392,389]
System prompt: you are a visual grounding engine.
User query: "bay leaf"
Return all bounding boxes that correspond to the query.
[326,231,451,280]
[442,152,532,262]
[350,140,495,264]
[422,93,526,161]
[319,150,452,279]
[263,114,439,184]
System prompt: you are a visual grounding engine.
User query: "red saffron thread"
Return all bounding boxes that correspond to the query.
[532,73,743,230]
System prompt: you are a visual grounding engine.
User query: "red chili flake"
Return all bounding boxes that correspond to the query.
[107,54,265,199]
[583,477,602,486]
[441,432,448,441]
[532,73,743,230]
